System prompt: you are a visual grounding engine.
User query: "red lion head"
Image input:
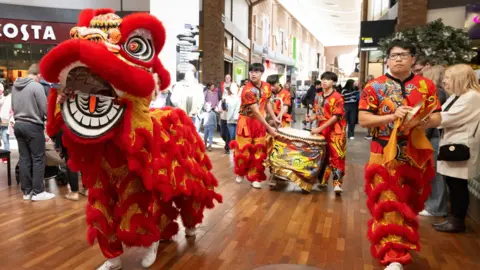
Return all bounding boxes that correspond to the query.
[40,8,170,141]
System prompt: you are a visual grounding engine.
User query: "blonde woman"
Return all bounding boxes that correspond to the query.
[435,64,480,233]
[419,65,448,217]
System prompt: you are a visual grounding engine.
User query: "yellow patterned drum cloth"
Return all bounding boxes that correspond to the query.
[266,128,327,191]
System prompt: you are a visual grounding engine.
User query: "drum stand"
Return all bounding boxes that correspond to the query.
[268,173,278,189]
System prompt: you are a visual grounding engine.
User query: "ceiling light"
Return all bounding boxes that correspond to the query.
[325,2,338,7]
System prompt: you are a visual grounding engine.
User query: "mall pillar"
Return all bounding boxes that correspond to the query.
[202,0,225,84]
[359,0,369,84]
[396,0,428,31]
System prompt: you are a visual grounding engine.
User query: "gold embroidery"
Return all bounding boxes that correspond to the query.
[160,131,170,142]
[136,227,147,234]
[382,211,403,225]
[379,190,397,202]
[150,108,171,119]
[152,200,159,215]
[119,203,142,231]
[158,214,170,231]
[140,149,152,162]
[177,137,185,145]
[101,158,129,178]
[120,178,145,203]
[171,160,179,189]
[93,200,114,225]
[192,202,201,213]
[373,175,384,185]
[378,235,417,250]
[94,177,103,189]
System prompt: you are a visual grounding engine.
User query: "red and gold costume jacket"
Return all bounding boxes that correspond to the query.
[313,90,346,136]
[273,88,292,126]
[40,8,222,254]
[359,73,440,265]
[236,81,272,137]
[359,73,441,166]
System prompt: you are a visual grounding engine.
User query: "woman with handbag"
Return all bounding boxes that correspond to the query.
[435,64,480,233]
[419,66,449,217]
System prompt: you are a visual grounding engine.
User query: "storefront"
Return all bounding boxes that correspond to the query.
[359,19,396,80]
[262,50,294,83]
[0,18,75,88]
[224,31,234,77]
[232,39,249,85]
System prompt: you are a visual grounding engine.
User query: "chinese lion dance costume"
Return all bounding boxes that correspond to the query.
[39,8,222,270]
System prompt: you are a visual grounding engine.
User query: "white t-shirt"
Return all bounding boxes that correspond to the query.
[225,95,240,124]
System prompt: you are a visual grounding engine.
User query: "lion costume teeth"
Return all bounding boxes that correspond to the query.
[40,8,222,260]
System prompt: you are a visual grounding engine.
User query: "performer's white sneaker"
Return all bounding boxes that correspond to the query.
[419,209,434,217]
[23,192,33,200]
[252,181,262,189]
[97,257,122,270]
[235,176,244,183]
[385,262,403,270]
[141,241,159,268]
[334,185,343,194]
[185,227,196,237]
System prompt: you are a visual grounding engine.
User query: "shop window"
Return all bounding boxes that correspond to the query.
[225,0,232,21]
[262,16,270,49]
[0,43,55,88]
[279,29,284,54]
[0,47,6,84]
[368,50,384,63]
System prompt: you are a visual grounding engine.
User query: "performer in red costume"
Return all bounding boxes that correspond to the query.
[40,9,222,270]
[359,40,441,270]
[267,74,292,127]
[306,71,347,194]
[229,63,279,189]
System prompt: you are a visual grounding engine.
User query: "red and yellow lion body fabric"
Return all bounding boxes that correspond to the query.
[40,9,222,259]
[359,74,440,266]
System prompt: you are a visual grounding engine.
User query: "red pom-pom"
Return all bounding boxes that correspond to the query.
[95,8,115,16]
[78,9,95,27]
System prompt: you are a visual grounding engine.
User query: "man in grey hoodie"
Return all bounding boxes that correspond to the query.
[12,64,55,201]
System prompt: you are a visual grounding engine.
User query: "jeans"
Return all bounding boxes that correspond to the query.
[0,126,9,151]
[345,103,357,138]
[14,121,46,195]
[291,99,296,122]
[54,131,79,192]
[227,123,237,142]
[204,126,214,146]
[220,120,230,151]
[445,176,469,221]
[191,116,200,133]
[424,136,448,216]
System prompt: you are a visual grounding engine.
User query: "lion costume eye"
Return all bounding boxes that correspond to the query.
[123,35,153,62]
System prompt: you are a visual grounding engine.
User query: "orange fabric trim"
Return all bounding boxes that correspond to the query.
[237,117,250,137]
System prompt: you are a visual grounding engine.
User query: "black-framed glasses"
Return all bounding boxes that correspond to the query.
[388,53,413,60]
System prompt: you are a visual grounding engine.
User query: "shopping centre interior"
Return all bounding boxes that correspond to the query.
[0,0,480,269]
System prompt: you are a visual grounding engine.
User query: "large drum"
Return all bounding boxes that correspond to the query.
[266,127,327,192]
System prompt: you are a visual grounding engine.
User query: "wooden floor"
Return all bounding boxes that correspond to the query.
[1,136,480,270]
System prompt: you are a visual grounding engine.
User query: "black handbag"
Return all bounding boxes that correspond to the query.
[438,144,470,161]
[437,96,477,162]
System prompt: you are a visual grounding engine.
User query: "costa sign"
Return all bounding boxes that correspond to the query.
[0,19,75,44]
